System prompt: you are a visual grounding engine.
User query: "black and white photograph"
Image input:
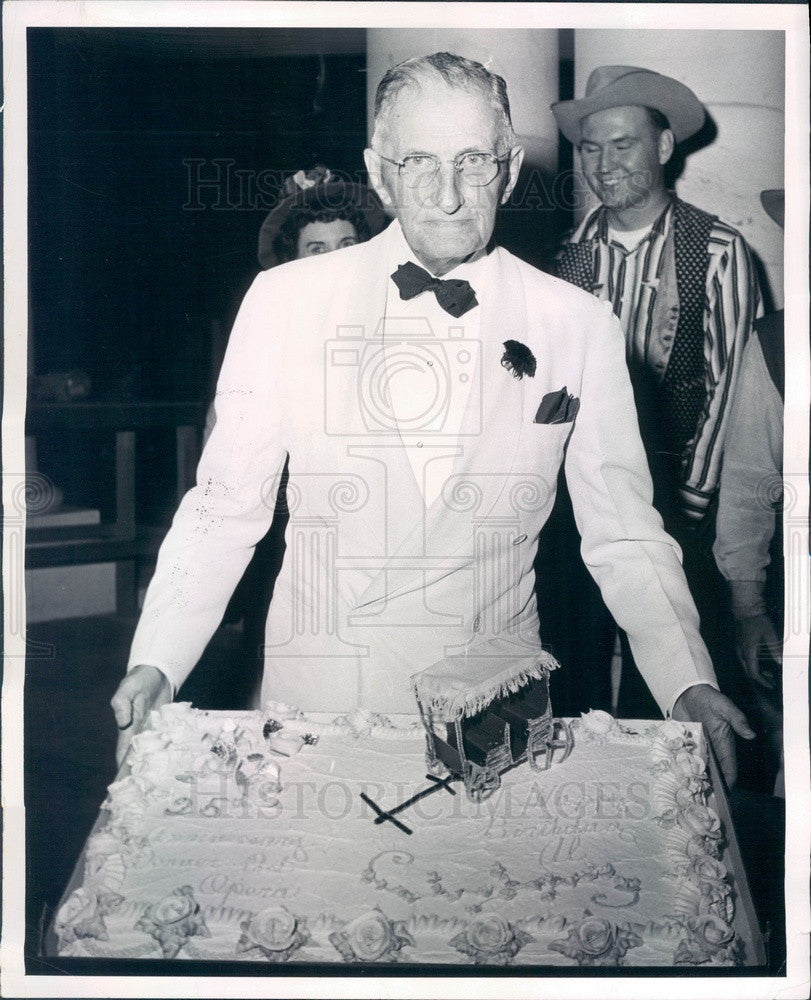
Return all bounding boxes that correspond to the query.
[2,2,809,997]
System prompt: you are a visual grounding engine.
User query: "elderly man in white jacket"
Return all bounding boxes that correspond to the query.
[113,52,753,785]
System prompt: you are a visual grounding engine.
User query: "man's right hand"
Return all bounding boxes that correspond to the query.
[734,613,782,690]
[110,664,172,767]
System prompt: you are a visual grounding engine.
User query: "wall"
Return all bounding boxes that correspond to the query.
[27,29,370,531]
[28,29,370,402]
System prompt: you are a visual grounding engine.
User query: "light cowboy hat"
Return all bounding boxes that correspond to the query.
[257,165,387,269]
[551,65,706,144]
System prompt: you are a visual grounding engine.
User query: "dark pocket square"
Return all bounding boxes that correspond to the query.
[534,387,580,424]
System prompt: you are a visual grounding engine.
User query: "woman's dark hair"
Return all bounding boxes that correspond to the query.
[273,203,371,265]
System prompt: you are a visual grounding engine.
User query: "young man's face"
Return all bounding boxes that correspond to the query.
[365,80,523,275]
[579,105,672,214]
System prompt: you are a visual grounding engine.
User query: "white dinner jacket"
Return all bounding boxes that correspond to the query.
[129,221,718,715]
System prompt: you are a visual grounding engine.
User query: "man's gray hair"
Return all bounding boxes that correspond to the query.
[371,52,515,152]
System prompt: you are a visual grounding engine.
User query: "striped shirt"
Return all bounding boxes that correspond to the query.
[566,201,761,520]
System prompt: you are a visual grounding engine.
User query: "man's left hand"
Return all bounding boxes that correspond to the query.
[733,613,782,689]
[672,684,755,790]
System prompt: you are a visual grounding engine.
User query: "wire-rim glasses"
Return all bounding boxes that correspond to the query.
[377,150,511,188]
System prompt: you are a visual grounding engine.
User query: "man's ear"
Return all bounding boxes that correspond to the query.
[657,129,675,166]
[500,145,525,206]
[363,148,395,209]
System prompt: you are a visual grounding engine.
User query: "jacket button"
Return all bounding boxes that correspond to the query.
[512,533,528,545]
[473,613,482,632]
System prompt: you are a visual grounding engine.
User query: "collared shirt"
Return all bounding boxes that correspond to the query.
[567,201,761,520]
[605,222,656,345]
[381,224,493,506]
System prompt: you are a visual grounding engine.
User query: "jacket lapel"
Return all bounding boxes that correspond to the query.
[353,246,528,610]
[326,223,427,571]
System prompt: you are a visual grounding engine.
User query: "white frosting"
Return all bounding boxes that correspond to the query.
[56,708,746,967]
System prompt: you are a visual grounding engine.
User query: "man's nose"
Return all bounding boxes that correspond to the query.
[431,161,464,213]
[598,146,618,173]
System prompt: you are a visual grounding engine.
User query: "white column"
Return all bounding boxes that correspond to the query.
[573,30,785,307]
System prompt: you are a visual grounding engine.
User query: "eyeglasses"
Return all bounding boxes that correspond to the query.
[377,150,511,188]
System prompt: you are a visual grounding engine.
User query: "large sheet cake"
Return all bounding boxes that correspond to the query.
[52,702,759,967]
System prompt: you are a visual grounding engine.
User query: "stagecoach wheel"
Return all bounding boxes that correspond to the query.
[552,718,574,763]
[465,766,501,802]
[530,718,575,770]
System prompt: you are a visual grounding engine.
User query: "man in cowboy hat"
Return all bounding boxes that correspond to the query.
[112,52,753,786]
[552,66,762,718]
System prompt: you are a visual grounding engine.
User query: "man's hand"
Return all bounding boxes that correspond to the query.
[672,684,755,791]
[734,614,782,690]
[111,664,172,767]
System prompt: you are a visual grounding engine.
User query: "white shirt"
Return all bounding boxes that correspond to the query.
[606,223,655,339]
[381,226,495,505]
[607,223,655,251]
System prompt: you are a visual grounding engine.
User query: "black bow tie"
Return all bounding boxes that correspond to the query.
[391,261,478,318]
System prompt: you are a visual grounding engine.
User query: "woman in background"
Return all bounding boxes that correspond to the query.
[258,164,386,267]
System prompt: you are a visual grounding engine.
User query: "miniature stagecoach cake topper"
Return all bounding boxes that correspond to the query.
[360,636,574,833]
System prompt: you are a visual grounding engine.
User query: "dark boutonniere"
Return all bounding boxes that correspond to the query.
[501,340,536,380]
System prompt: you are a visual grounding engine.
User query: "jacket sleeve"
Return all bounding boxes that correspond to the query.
[679,229,762,520]
[713,335,783,618]
[127,271,288,693]
[563,301,719,715]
